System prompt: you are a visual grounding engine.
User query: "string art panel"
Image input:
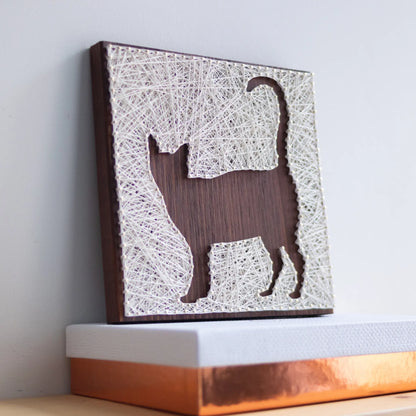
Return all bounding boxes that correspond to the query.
[90,41,334,323]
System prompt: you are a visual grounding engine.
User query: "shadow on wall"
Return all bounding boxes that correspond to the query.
[0,47,106,400]
[67,49,106,324]
[61,48,107,393]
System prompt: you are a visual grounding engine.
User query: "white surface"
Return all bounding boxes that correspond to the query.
[2,0,416,400]
[67,314,416,367]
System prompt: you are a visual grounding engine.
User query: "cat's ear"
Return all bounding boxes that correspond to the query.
[147,132,188,155]
[148,134,159,156]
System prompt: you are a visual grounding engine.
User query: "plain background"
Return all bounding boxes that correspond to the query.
[1,0,415,400]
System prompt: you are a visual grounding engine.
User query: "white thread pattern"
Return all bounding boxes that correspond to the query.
[106,44,334,316]
[204,237,274,310]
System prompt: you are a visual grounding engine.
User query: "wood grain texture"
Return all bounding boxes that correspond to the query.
[4,394,416,416]
[90,42,124,323]
[90,41,332,323]
[150,77,304,303]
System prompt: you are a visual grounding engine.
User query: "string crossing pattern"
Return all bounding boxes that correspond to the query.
[106,44,334,316]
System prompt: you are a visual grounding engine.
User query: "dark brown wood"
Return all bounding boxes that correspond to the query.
[90,41,333,323]
[90,42,125,323]
[150,77,304,303]
[114,308,333,323]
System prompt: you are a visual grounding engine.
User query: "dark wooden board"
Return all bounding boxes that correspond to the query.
[90,42,124,323]
[90,41,333,323]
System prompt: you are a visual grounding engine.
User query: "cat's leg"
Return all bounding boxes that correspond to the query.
[288,248,304,299]
[180,246,210,303]
[260,246,304,298]
[260,247,283,297]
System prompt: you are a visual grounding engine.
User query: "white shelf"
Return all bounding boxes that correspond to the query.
[66,313,416,367]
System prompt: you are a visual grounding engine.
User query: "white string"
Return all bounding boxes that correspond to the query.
[106,44,334,316]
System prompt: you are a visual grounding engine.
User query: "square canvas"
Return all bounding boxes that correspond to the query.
[90,41,334,323]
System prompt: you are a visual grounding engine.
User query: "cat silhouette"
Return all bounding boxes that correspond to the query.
[149,77,305,303]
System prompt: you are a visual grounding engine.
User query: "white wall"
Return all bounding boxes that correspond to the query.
[1,0,415,400]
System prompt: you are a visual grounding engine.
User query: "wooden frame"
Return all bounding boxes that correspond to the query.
[90,41,333,323]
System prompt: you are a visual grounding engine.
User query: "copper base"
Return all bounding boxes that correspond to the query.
[71,352,416,415]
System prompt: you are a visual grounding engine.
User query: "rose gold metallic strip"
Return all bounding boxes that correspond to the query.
[71,352,416,416]
[200,352,416,415]
[71,358,200,415]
